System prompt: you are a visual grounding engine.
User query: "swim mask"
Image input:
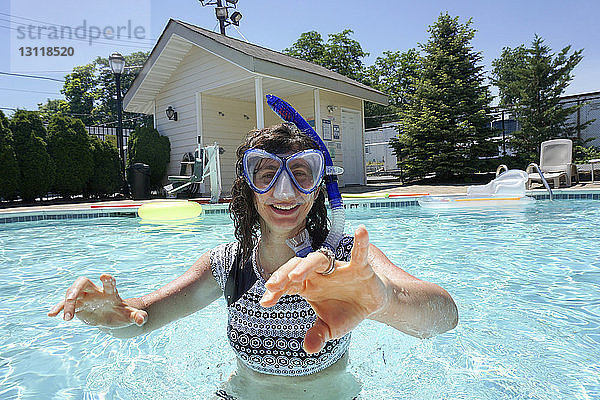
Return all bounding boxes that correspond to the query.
[242,149,325,194]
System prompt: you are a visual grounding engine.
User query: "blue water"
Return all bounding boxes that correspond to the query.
[0,201,599,399]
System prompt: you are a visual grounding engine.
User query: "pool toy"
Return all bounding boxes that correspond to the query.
[419,170,534,209]
[266,94,344,256]
[137,201,203,221]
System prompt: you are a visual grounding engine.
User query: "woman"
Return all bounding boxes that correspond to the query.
[48,124,458,399]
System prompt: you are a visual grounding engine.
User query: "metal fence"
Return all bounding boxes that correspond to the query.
[85,125,133,148]
[490,94,600,156]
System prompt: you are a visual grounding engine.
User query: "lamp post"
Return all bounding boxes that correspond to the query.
[108,52,128,196]
[199,0,242,36]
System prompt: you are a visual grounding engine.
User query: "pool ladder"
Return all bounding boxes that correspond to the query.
[496,164,553,200]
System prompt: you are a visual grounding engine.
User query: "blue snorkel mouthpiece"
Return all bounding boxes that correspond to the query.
[266,94,345,255]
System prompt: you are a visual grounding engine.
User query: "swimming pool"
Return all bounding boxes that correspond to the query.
[1,200,599,399]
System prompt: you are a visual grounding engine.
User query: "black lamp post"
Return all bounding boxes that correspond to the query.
[108,52,128,196]
[199,0,242,36]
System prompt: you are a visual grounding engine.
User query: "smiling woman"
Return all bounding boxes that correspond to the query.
[47,123,458,399]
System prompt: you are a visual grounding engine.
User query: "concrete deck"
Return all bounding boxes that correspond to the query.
[1,181,599,215]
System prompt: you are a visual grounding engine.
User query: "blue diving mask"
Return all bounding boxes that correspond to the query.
[242,149,325,195]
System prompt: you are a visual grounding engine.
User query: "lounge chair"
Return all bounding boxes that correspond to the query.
[526,139,578,189]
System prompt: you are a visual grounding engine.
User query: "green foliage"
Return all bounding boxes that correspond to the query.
[87,137,121,197]
[127,126,170,188]
[0,111,19,200]
[574,145,600,164]
[38,99,69,122]
[491,36,585,164]
[9,110,54,201]
[364,49,420,128]
[284,29,368,81]
[37,51,152,128]
[392,14,496,180]
[47,115,93,197]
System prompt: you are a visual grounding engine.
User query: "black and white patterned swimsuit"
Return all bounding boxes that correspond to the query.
[210,236,355,376]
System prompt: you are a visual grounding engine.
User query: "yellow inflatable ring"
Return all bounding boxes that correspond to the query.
[138,201,203,221]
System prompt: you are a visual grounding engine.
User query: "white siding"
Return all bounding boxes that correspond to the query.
[154,46,250,186]
[201,95,257,193]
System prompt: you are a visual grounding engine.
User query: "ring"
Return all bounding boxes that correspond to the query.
[316,247,336,275]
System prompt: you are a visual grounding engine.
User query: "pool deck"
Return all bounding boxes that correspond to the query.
[1,181,599,215]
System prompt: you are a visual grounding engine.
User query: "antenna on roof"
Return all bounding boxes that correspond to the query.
[198,0,243,36]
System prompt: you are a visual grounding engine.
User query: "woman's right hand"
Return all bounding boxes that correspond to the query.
[47,274,148,328]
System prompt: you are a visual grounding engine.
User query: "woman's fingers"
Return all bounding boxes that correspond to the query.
[126,306,148,327]
[264,257,302,292]
[63,277,99,321]
[47,300,65,317]
[350,225,370,270]
[100,274,117,295]
[303,317,331,354]
[288,251,332,282]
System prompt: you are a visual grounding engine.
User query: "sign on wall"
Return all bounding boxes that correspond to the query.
[322,119,332,140]
[333,124,340,140]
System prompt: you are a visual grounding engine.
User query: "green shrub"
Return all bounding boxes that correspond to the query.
[574,145,600,164]
[9,110,54,201]
[47,115,93,197]
[0,111,19,200]
[127,126,170,189]
[88,136,121,197]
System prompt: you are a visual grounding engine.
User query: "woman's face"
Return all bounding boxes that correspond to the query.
[253,158,316,238]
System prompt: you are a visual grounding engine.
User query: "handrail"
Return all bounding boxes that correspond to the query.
[527,163,553,200]
[496,164,508,177]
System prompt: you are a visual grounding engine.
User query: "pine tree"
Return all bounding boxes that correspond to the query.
[9,110,55,201]
[492,36,585,164]
[393,14,496,180]
[0,110,19,200]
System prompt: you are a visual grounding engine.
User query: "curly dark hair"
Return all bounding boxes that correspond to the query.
[229,124,330,262]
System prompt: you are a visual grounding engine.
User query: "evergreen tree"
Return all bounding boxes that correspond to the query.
[47,115,93,197]
[392,14,496,180]
[127,126,170,189]
[492,36,585,163]
[364,49,420,128]
[87,136,121,197]
[0,111,19,200]
[9,110,54,201]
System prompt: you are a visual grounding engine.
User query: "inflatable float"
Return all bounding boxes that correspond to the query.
[137,201,203,221]
[418,170,534,210]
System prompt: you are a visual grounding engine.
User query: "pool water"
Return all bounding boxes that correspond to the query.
[1,201,599,399]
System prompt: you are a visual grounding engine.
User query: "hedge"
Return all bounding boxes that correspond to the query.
[87,136,121,197]
[127,126,170,189]
[0,111,19,200]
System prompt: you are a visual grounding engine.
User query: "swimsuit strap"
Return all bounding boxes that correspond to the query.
[224,250,257,307]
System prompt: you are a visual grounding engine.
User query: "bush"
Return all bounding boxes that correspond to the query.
[47,115,93,197]
[574,145,600,164]
[9,110,54,201]
[0,111,19,200]
[87,137,121,197]
[127,126,170,189]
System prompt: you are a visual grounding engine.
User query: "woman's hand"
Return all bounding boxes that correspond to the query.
[260,225,388,354]
[48,274,148,328]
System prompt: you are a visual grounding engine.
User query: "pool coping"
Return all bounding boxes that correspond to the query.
[1,188,599,224]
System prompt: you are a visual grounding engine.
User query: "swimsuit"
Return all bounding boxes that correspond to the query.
[210,236,355,376]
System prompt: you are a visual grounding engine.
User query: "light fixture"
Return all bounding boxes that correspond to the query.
[218,111,225,116]
[108,52,125,75]
[215,6,228,18]
[166,106,178,121]
[327,105,336,113]
[225,0,238,5]
[230,11,242,25]
[243,114,249,120]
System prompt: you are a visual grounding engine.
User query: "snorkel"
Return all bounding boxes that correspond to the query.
[266,94,345,255]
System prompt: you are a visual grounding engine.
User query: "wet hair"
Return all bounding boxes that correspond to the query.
[229,123,329,262]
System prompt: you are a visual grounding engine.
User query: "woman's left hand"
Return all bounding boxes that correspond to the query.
[260,225,388,354]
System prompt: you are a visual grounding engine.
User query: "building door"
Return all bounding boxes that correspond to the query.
[341,108,363,185]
